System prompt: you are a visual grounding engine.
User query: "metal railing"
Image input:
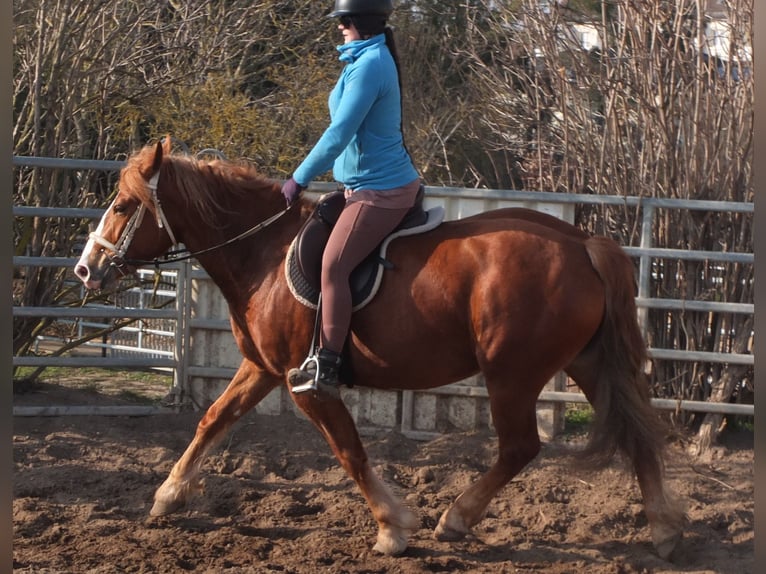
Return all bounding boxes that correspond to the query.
[12,155,753,418]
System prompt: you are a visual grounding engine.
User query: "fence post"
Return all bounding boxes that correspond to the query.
[172,258,193,409]
[637,204,654,335]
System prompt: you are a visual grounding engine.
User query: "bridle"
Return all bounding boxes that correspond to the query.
[88,171,293,271]
[86,172,177,271]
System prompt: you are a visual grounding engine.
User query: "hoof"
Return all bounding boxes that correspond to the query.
[373,526,409,556]
[654,531,683,561]
[150,478,198,517]
[434,523,467,542]
[149,497,187,517]
[650,512,685,561]
[434,510,469,542]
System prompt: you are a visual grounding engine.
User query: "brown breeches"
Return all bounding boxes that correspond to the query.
[320,201,411,353]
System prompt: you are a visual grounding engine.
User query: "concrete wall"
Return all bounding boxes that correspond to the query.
[184,193,574,441]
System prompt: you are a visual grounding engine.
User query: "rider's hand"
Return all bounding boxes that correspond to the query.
[281,177,305,206]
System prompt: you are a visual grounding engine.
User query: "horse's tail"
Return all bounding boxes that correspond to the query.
[580,236,666,470]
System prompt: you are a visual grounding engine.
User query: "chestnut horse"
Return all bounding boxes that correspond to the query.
[74,140,684,558]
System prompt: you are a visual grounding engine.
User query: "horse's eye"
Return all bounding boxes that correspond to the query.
[113,203,127,214]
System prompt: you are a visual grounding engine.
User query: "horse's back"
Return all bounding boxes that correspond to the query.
[462,207,589,240]
[403,207,591,260]
[351,207,607,387]
[387,207,601,301]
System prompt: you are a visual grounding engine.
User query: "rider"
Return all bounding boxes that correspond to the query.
[281,0,421,392]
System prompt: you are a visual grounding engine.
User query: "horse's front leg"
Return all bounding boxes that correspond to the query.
[291,392,419,556]
[151,359,280,516]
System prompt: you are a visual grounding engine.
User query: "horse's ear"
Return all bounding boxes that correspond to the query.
[161,135,173,156]
[151,140,164,174]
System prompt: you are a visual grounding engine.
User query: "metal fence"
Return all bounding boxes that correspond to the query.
[12,156,754,422]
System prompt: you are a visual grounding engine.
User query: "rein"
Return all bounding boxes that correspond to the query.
[124,204,294,267]
[89,171,294,270]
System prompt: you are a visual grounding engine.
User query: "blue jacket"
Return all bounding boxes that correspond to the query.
[292,34,419,191]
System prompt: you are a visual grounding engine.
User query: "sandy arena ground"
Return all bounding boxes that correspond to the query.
[13,379,753,573]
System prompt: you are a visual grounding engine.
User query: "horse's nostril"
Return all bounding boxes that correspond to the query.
[74,264,89,281]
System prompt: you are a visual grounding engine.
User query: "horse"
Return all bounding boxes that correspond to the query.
[74,139,684,559]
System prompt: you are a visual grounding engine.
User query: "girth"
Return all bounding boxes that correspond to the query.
[285,185,444,311]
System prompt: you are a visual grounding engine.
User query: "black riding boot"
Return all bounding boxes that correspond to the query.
[314,348,342,385]
[289,347,343,394]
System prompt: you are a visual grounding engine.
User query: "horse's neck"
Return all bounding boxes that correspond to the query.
[181,206,303,310]
[193,252,249,304]
[165,165,305,305]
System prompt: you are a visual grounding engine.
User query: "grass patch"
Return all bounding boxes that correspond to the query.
[15,365,170,384]
[564,404,594,435]
[728,416,754,432]
[117,389,163,405]
[13,366,172,404]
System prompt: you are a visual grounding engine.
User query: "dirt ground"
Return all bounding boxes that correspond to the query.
[13,377,754,574]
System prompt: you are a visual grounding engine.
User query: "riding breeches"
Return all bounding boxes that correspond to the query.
[320,183,419,353]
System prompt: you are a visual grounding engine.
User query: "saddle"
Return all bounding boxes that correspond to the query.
[285,185,444,311]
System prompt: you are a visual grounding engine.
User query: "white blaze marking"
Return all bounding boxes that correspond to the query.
[75,198,115,277]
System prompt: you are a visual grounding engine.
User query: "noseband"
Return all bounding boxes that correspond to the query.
[88,172,179,271]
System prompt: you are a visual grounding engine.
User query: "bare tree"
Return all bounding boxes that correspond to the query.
[12,0,336,367]
[452,0,753,449]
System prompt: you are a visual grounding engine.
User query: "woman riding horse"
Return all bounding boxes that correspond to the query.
[281,0,422,393]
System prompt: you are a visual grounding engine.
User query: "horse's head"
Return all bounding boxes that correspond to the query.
[74,140,177,291]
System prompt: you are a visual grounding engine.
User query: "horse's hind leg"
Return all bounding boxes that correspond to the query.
[435,386,541,541]
[632,440,685,559]
[291,391,419,556]
[151,359,280,516]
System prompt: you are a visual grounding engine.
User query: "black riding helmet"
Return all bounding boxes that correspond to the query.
[327,0,394,18]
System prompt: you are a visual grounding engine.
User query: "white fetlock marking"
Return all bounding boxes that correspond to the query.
[151,475,203,515]
[434,508,469,541]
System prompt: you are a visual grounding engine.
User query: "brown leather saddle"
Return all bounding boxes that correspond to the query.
[285,185,442,310]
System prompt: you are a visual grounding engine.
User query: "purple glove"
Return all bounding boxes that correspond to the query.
[281,177,305,206]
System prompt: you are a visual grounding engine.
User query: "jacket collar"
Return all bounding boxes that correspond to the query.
[337,34,385,63]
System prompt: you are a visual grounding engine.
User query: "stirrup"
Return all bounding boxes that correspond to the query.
[289,354,320,394]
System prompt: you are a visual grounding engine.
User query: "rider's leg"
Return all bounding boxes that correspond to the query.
[289,181,420,393]
[319,201,411,355]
